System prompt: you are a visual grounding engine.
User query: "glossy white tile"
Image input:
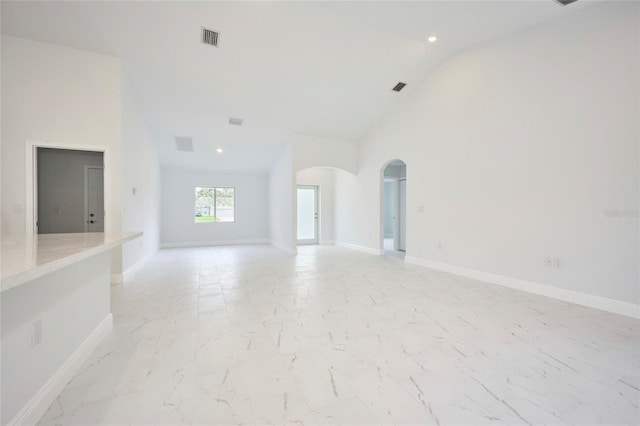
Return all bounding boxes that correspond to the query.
[37,245,640,426]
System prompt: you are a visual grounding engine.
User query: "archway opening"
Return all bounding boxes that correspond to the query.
[381,159,407,259]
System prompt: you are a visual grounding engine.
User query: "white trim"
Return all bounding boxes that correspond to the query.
[319,240,335,245]
[405,256,640,319]
[161,239,269,249]
[110,274,123,285]
[336,241,382,256]
[26,141,111,236]
[7,314,113,426]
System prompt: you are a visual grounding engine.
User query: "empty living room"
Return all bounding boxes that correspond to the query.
[1,0,638,425]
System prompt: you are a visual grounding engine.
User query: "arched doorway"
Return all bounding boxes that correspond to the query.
[380,159,406,259]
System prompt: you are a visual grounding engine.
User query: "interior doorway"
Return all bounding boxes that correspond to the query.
[296,185,319,245]
[381,160,406,259]
[36,148,104,234]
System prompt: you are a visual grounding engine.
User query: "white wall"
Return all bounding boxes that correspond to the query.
[121,80,161,270]
[37,148,104,234]
[296,168,335,244]
[1,251,111,425]
[1,36,124,273]
[161,169,268,246]
[268,144,295,253]
[292,134,357,174]
[335,2,639,305]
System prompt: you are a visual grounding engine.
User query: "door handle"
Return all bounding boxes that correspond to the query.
[87,220,95,224]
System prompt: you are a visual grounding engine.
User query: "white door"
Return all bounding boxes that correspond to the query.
[297,185,319,245]
[85,167,104,232]
[398,178,406,252]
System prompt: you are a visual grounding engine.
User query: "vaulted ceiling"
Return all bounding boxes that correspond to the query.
[1,1,597,172]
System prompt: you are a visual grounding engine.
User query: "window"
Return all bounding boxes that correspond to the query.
[195,187,235,222]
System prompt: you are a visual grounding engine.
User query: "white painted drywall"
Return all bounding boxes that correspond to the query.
[37,148,104,234]
[161,169,269,246]
[335,2,640,304]
[1,36,124,273]
[296,168,335,244]
[292,134,358,174]
[122,79,161,270]
[1,251,111,425]
[268,144,296,253]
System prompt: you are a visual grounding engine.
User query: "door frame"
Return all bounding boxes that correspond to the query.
[379,159,407,256]
[296,184,319,245]
[383,177,401,251]
[398,177,407,252]
[26,140,110,235]
[84,165,105,232]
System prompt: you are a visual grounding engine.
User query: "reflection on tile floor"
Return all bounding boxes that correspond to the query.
[39,245,640,425]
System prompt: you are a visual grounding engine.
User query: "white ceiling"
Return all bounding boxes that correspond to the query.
[1,0,597,172]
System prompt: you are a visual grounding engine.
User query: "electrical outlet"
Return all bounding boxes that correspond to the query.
[553,258,561,268]
[31,319,42,348]
[544,257,553,267]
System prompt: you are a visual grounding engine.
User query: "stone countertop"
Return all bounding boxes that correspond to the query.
[1,232,142,292]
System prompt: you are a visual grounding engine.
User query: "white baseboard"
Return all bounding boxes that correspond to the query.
[405,256,640,319]
[335,241,382,256]
[110,274,123,285]
[8,314,113,426]
[160,239,269,248]
[319,240,335,245]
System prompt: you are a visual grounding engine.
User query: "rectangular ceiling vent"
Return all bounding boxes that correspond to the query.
[229,117,244,126]
[555,0,578,5]
[392,82,407,92]
[201,27,219,47]
[175,136,193,152]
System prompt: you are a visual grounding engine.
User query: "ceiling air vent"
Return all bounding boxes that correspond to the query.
[555,0,578,5]
[392,82,407,92]
[201,27,219,47]
[229,117,244,126]
[175,136,193,152]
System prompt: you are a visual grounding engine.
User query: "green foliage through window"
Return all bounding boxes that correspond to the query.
[195,187,235,222]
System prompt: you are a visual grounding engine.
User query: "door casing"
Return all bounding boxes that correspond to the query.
[26,140,110,235]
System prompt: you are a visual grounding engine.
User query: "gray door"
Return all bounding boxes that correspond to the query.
[36,148,104,234]
[85,167,105,232]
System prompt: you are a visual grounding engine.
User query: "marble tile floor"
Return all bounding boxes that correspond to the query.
[38,245,640,426]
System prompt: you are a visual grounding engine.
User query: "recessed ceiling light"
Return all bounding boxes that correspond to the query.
[428,36,437,44]
[216,148,223,153]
